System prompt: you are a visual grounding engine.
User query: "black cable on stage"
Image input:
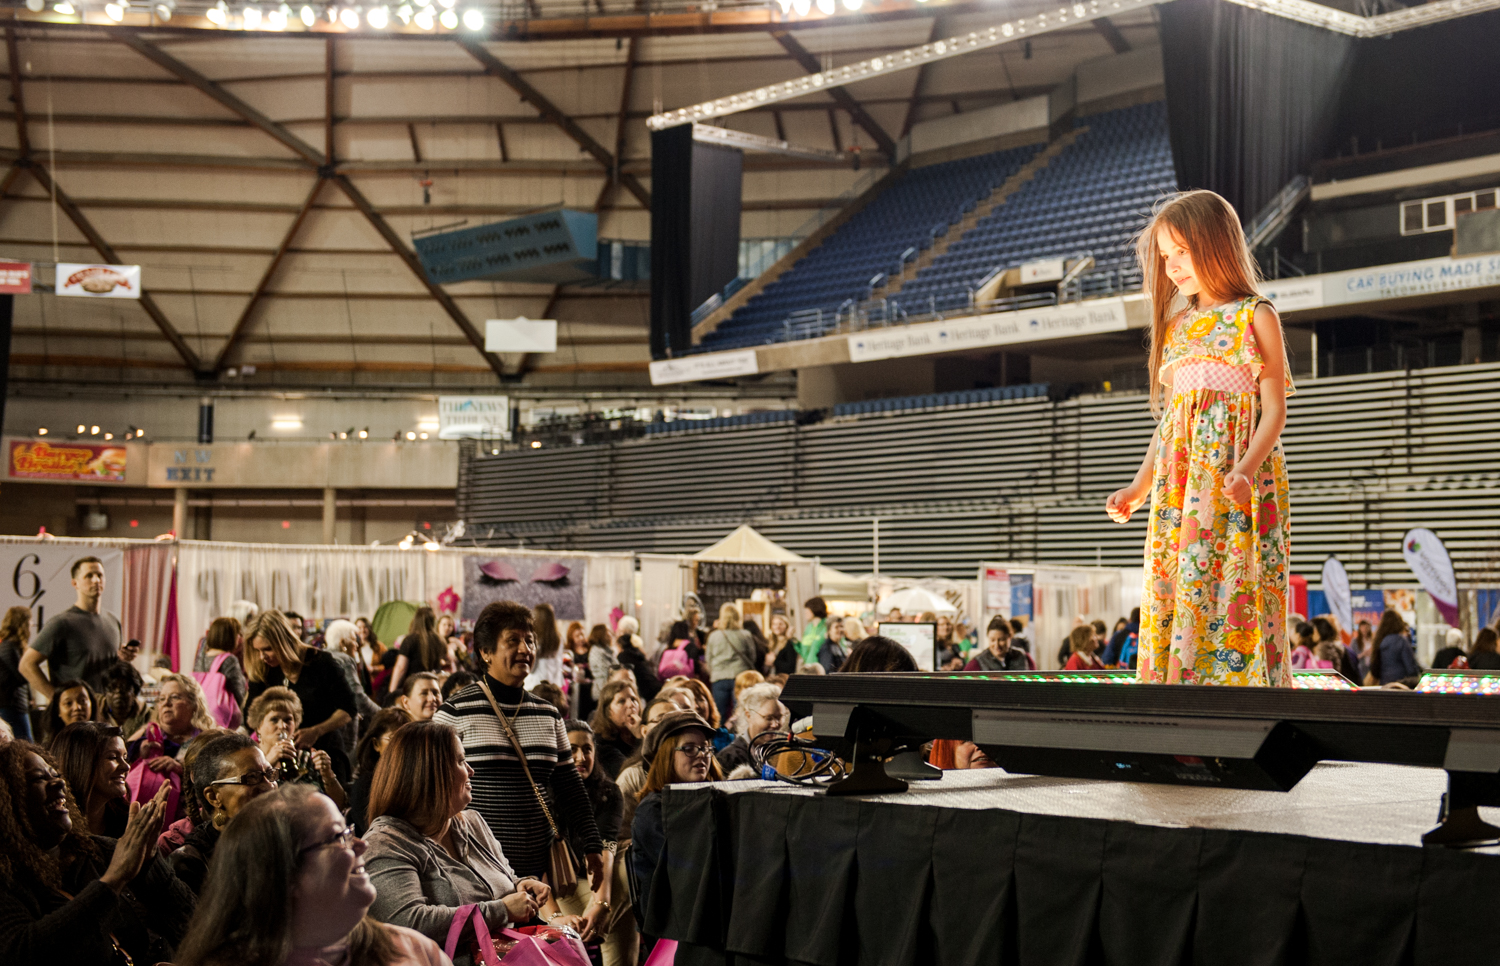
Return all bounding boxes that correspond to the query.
[748,730,848,788]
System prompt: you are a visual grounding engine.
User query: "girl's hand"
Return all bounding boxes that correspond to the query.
[1105,486,1147,524]
[1224,470,1253,506]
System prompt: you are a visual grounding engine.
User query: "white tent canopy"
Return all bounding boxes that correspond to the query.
[878,586,959,616]
[819,565,871,601]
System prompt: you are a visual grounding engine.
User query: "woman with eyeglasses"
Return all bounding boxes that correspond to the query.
[176,783,449,966]
[0,739,193,966]
[168,732,279,894]
[714,682,785,775]
[364,721,548,966]
[630,710,721,942]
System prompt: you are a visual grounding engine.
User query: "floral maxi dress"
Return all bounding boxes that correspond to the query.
[1138,295,1294,687]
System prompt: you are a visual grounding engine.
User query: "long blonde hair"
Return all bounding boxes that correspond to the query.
[243,609,305,683]
[1137,190,1261,415]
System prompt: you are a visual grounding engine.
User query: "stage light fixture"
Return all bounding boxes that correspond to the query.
[90,425,100,435]
[206,0,228,22]
[339,5,359,26]
[105,2,125,20]
[366,3,388,26]
[243,5,262,28]
[776,0,792,11]
[792,0,810,14]
[423,538,440,552]
[396,2,410,21]
[300,3,314,22]
[104,432,114,440]
[267,3,288,27]
[842,0,861,9]
[418,432,429,440]
[326,4,337,20]
[37,427,47,436]
[815,0,833,12]
[154,0,174,17]
[406,431,417,440]
[413,5,433,27]
[76,423,86,433]
[530,440,542,449]
[460,6,481,28]
[438,7,456,26]
[24,0,43,10]
[358,428,368,439]
[398,534,415,550]
[53,1,76,13]
[437,0,455,8]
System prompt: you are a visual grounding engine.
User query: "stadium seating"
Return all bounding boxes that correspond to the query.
[642,408,797,436]
[696,143,1044,353]
[830,383,1049,417]
[894,101,1178,314]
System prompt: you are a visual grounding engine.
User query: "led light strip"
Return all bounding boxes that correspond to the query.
[647,0,1161,130]
[649,0,1500,131]
[692,122,847,162]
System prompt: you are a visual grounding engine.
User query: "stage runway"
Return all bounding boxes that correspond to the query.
[641,762,1500,966]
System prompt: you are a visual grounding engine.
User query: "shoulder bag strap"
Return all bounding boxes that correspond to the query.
[209,652,230,674]
[476,678,561,839]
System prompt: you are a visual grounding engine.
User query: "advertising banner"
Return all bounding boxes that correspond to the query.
[56,263,141,299]
[1349,590,1386,630]
[0,545,123,634]
[0,261,32,294]
[438,396,511,440]
[1320,556,1353,634]
[1010,573,1034,619]
[462,554,589,622]
[1401,528,1459,625]
[984,567,1010,612]
[649,349,759,385]
[847,297,1128,363]
[8,440,127,483]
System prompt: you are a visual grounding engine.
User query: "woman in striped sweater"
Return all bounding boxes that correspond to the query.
[434,601,604,893]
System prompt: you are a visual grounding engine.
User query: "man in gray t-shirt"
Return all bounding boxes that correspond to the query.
[20,557,124,699]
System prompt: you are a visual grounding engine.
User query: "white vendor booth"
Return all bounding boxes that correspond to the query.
[977,562,1123,670]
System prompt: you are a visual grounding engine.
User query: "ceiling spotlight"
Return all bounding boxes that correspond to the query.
[398,534,414,550]
[358,428,368,439]
[53,0,76,12]
[396,2,411,21]
[792,0,810,14]
[842,0,861,8]
[90,425,100,435]
[76,423,85,433]
[438,7,456,27]
[104,432,114,440]
[243,4,261,27]
[300,3,314,22]
[365,3,388,26]
[460,7,481,28]
[154,0,174,17]
[530,440,542,449]
[423,538,440,552]
[437,0,454,8]
[775,0,792,10]
[413,5,433,27]
[405,431,416,440]
[24,0,44,11]
[105,2,125,19]
[815,0,832,11]
[37,427,48,436]
[326,4,337,19]
[339,5,359,26]
[338,431,348,439]
[267,3,288,27]
[206,0,227,22]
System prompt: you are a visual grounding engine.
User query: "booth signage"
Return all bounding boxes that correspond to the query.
[8,440,127,482]
[649,349,759,385]
[847,297,1128,362]
[0,545,123,634]
[438,396,511,440]
[1402,528,1459,626]
[0,261,32,294]
[56,263,141,299]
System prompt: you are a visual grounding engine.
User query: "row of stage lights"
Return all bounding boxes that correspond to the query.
[775,0,928,13]
[25,0,487,31]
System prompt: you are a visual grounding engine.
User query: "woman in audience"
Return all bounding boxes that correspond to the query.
[173,783,447,966]
[1064,625,1106,670]
[1289,622,1318,669]
[246,608,359,783]
[442,670,477,702]
[0,606,35,741]
[156,728,237,855]
[590,679,642,780]
[965,617,1030,672]
[614,623,660,700]
[527,603,566,691]
[327,618,379,701]
[1368,609,1421,686]
[350,707,412,835]
[43,679,96,741]
[707,604,757,723]
[170,732,279,893]
[127,673,214,782]
[196,616,249,726]
[839,636,919,673]
[630,711,722,937]
[587,623,617,695]
[764,613,793,674]
[819,616,852,673]
[388,606,449,697]
[246,686,347,810]
[49,721,130,837]
[99,660,150,735]
[935,614,964,670]
[395,671,444,722]
[365,720,549,963]
[614,691,694,844]
[559,720,636,966]
[675,677,734,752]
[1468,627,1500,670]
[716,682,785,773]
[432,600,603,889]
[0,740,193,965]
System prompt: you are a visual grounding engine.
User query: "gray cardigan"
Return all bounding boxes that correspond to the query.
[706,628,757,682]
[364,811,523,955]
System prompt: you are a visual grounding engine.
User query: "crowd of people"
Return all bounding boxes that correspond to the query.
[0,552,1493,965]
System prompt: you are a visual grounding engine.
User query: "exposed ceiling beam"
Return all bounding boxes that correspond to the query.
[1093,17,1132,53]
[594,36,637,212]
[21,159,203,373]
[325,37,336,162]
[328,173,506,380]
[213,177,325,373]
[901,17,946,139]
[6,28,31,157]
[772,30,896,159]
[454,38,651,209]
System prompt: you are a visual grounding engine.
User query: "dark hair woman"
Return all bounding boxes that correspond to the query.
[1468,627,1500,671]
[48,721,130,837]
[614,627,661,701]
[588,679,642,781]
[43,679,95,742]
[173,783,445,966]
[0,740,192,966]
[0,606,34,741]
[395,671,443,722]
[244,609,358,785]
[196,616,248,728]
[169,731,278,894]
[389,606,448,698]
[364,721,549,961]
[839,636,919,674]
[1368,609,1420,686]
[349,707,412,835]
[558,719,635,959]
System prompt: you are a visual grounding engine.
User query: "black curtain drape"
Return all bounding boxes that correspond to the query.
[1159,0,1356,223]
[649,127,743,359]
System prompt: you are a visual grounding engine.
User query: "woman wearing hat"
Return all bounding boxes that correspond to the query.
[629,710,722,941]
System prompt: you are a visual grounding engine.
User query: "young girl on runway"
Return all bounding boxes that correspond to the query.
[1105,190,1294,687]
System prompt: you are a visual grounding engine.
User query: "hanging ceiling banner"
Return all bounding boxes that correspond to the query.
[1320,556,1353,634]
[1401,528,1460,626]
[56,263,142,299]
[0,262,32,294]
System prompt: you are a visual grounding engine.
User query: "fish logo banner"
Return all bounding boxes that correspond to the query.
[1401,528,1459,626]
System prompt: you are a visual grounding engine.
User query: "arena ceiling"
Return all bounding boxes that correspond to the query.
[0,1,1161,390]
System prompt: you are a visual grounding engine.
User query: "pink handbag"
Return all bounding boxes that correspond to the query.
[642,939,678,966]
[191,652,242,729]
[126,723,182,820]
[443,904,502,966]
[497,928,590,966]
